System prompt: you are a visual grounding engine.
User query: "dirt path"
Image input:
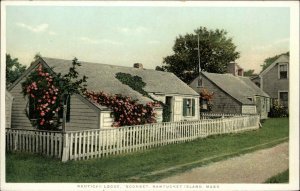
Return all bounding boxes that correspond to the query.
[158,142,289,183]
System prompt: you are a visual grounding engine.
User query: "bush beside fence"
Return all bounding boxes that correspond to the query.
[6,115,260,162]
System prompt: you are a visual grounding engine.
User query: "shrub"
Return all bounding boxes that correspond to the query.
[268,100,288,118]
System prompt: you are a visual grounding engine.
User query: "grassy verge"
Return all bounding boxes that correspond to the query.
[265,169,289,183]
[6,117,289,182]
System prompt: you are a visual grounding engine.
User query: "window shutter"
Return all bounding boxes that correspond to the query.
[183,99,187,116]
[192,99,195,116]
[29,96,36,119]
[59,94,71,122]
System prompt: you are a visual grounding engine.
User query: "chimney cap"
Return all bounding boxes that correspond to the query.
[133,63,143,69]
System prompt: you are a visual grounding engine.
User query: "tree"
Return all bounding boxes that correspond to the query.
[31,53,42,65]
[244,69,255,77]
[157,27,240,83]
[6,54,27,86]
[260,51,289,72]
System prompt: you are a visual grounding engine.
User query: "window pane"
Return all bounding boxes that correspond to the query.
[280,71,287,79]
[280,65,287,71]
[280,92,288,101]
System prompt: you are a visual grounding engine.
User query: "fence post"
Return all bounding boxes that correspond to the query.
[61,132,70,162]
[14,130,18,151]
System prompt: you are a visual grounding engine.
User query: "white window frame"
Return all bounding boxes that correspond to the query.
[278,62,288,79]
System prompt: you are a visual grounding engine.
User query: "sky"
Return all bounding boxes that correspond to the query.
[5,4,290,73]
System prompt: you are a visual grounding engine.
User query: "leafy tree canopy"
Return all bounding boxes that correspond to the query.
[244,69,255,77]
[157,27,240,83]
[31,52,42,65]
[260,51,289,72]
[6,54,27,86]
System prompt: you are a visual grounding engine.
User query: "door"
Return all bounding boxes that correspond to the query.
[165,96,173,122]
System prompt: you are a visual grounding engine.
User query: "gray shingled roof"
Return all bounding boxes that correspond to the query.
[41,57,198,104]
[201,72,270,105]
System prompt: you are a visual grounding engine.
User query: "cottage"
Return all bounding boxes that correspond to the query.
[256,55,289,110]
[189,71,270,119]
[8,57,199,131]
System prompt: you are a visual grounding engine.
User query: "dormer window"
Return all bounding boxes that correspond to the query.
[279,63,288,79]
[247,97,253,102]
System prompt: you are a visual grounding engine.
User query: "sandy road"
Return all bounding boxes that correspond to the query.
[158,142,289,183]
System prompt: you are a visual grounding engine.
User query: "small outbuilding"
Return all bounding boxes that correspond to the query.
[189,71,270,119]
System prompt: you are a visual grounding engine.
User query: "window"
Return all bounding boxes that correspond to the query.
[279,64,288,79]
[58,94,71,122]
[183,98,195,116]
[200,99,208,110]
[197,77,203,87]
[279,92,288,107]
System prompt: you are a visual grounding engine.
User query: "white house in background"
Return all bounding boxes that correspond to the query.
[8,57,200,131]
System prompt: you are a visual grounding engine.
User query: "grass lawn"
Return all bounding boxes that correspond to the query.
[265,169,289,183]
[6,117,289,183]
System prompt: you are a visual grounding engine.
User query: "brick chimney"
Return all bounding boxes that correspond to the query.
[133,63,143,69]
[227,62,244,76]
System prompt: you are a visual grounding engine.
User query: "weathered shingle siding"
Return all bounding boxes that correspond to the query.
[5,92,13,128]
[262,63,289,99]
[66,95,100,131]
[190,75,242,114]
[10,79,33,129]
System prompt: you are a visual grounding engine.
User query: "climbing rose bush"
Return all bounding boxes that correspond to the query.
[200,88,214,101]
[200,88,214,111]
[22,64,61,129]
[22,58,88,130]
[85,91,160,127]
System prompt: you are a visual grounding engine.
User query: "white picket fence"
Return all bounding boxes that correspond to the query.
[6,129,63,158]
[6,115,260,162]
[62,115,260,161]
[200,113,246,119]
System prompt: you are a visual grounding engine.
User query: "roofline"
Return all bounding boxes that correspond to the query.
[199,72,243,105]
[7,58,45,91]
[7,57,109,112]
[151,92,199,97]
[259,55,289,77]
[74,94,109,112]
[42,56,177,75]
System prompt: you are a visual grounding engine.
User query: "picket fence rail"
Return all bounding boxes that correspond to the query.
[200,113,247,119]
[6,115,260,162]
